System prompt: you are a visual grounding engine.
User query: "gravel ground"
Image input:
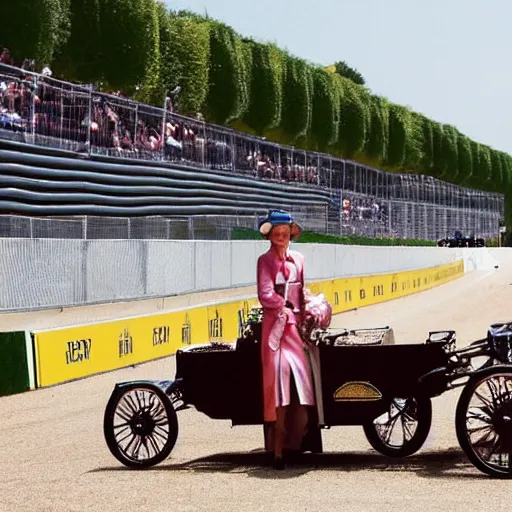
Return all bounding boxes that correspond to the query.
[1,249,511,512]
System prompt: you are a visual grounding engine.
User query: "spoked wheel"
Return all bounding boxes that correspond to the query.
[363,396,432,457]
[103,383,178,469]
[456,369,512,478]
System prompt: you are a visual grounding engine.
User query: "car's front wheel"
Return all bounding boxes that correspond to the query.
[103,383,179,469]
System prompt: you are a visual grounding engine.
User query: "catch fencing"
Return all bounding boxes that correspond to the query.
[0,62,504,241]
[0,206,330,241]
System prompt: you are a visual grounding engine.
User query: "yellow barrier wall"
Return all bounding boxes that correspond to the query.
[32,259,464,388]
[312,259,464,314]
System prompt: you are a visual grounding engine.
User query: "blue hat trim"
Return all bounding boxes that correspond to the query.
[258,209,302,239]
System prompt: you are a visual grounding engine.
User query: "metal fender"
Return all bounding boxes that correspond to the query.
[462,363,512,383]
[110,378,183,397]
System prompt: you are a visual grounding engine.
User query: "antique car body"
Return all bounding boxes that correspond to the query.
[103,310,512,478]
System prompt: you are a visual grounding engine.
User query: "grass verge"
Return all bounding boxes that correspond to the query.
[231,228,437,246]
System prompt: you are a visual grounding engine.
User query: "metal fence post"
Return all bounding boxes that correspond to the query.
[188,217,194,239]
[231,132,236,172]
[201,121,207,169]
[31,75,37,141]
[161,95,167,162]
[86,84,93,156]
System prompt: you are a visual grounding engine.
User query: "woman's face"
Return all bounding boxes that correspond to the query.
[269,224,291,249]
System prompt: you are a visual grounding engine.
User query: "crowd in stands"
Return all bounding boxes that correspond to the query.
[1,51,388,229]
[244,151,321,185]
[341,196,383,222]
[0,49,323,186]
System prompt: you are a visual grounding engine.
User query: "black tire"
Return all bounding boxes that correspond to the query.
[103,383,179,469]
[363,396,432,457]
[455,368,512,478]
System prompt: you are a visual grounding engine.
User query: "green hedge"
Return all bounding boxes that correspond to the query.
[153,9,211,115]
[2,0,510,219]
[204,21,250,125]
[404,111,424,173]
[98,0,160,93]
[337,77,369,159]
[280,56,313,144]
[0,0,71,66]
[310,68,341,151]
[457,133,473,185]
[386,103,409,169]
[418,115,434,174]
[243,40,284,135]
[364,95,389,166]
[232,227,437,246]
[133,0,160,103]
[52,0,100,83]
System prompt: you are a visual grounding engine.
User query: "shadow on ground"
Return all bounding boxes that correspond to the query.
[90,448,488,480]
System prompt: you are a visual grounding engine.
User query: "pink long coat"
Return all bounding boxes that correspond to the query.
[257,247,316,423]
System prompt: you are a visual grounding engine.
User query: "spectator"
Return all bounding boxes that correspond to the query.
[0,48,12,65]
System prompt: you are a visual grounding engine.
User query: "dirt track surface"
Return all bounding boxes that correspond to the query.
[2,249,512,512]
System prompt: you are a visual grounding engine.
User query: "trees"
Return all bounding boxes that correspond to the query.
[0,0,71,67]
[154,8,211,114]
[332,60,366,86]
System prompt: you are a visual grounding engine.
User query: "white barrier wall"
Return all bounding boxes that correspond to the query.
[460,246,501,272]
[0,238,496,312]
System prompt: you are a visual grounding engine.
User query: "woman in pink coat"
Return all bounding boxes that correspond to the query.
[257,209,316,469]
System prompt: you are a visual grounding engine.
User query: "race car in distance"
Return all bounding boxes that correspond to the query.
[436,231,485,247]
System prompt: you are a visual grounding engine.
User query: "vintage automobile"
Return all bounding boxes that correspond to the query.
[103,309,512,478]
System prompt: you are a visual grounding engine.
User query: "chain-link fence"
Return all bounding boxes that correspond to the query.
[0,214,252,240]
[0,62,504,242]
[0,199,500,242]
[0,207,332,241]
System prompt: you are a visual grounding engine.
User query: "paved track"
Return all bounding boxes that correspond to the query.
[2,250,511,512]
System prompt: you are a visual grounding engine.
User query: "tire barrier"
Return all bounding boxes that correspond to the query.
[0,141,331,197]
[0,172,325,206]
[0,143,332,217]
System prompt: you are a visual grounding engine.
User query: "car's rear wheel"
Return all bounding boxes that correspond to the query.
[363,395,432,457]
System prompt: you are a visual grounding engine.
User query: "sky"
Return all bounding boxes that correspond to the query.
[164,0,512,155]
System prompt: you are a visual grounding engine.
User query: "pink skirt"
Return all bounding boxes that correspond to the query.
[269,322,315,410]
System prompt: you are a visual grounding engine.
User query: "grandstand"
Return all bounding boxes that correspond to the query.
[0,60,504,242]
